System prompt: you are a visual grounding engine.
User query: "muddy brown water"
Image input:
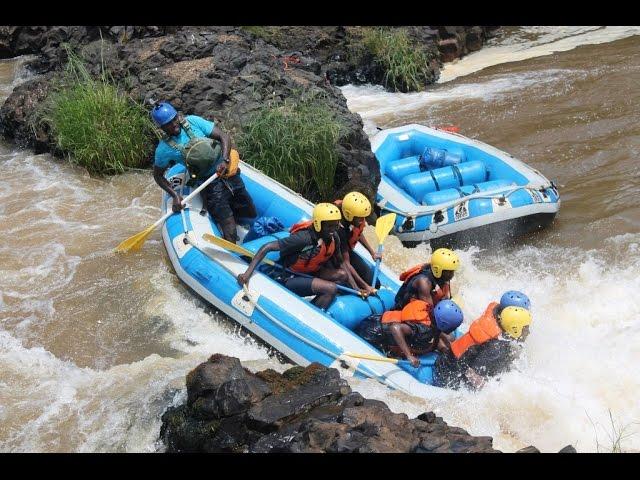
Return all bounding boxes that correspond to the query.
[1,28,639,452]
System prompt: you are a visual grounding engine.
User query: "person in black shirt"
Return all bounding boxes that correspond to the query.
[237,203,365,309]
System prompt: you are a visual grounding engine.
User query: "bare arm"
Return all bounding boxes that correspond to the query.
[237,240,280,286]
[413,277,435,304]
[153,165,183,213]
[342,250,376,294]
[464,367,486,390]
[389,323,420,367]
[358,233,378,260]
[210,126,232,162]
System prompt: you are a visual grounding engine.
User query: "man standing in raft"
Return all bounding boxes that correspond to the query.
[433,291,532,389]
[150,101,256,243]
[237,203,365,310]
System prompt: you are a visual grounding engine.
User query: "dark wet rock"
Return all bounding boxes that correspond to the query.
[159,354,516,453]
[517,445,541,453]
[0,73,55,153]
[558,445,577,453]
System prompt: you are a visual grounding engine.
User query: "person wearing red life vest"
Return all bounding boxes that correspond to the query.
[335,191,378,296]
[393,248,461,312]
[356,298,464,367]
[237,203,366,309]
[433,291,532,390]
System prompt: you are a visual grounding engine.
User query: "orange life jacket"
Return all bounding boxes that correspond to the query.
[450,302,502,359]
[397,263,451,306]
[381,299,433,325]
[288,221,336,273]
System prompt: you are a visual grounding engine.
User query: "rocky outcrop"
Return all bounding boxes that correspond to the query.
[160,354,500,453]
[160,354,577,453]
[0,26,498,200]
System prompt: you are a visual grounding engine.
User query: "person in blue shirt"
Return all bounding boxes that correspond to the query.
[151,102,256,243]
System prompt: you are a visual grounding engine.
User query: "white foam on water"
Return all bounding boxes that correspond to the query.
[439,26,640,83]
[341,68,580,128]
[146,268,274,361]
[345,233,640,452]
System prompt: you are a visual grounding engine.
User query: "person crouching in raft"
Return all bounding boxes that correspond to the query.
[356,299,464,367]
[237,203,367,310]
[393,248,460,311]
[335,191,378,296]
[433,290,532,390]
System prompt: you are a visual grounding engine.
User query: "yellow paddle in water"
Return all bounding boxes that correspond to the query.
[371,213,396,288]
[115,173,219,253]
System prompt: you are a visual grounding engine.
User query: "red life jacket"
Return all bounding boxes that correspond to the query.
[288,221,336,273]
[347,220,366,250]
[450,302,502,359]
[381,299,433,324]
[334,199,367,250]
[396,263,451,307]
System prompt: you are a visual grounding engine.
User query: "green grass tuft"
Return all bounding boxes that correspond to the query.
[361,28,432,93]
[42,46,156,175]
[238,94,347,202]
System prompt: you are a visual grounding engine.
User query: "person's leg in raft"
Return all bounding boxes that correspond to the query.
[207,180,239,243]
[228,175,257,220]
[284,276,338,310]
[315,266,349,285]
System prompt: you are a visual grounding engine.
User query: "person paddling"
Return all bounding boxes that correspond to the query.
[237,203,366,310]
[335,191,378,295]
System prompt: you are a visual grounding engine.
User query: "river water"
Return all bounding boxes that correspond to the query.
[1,27,639,452]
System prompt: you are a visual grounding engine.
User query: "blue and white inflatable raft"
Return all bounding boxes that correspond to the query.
[161,162,450,398]
[373,124,561,247]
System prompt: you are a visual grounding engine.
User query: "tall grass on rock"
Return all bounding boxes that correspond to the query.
[362,28,432,93]
[43,49,156,175]
[238,96,347,202]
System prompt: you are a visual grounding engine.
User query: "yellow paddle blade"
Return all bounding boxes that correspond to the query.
[202,233,276,266]
[343,351,399,364]
[114,224,156,253]
[374,213,396,245]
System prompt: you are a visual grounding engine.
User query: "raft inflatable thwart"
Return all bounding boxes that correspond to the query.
[161,162,454,398]
[373,125,561,247]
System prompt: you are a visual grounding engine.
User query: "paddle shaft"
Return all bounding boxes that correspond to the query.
[371,245,383,288]
[154,173,219,231]
[343,351,432,367]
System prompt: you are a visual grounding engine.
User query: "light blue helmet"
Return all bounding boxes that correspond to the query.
[151,102,178,126]
[433,299,463,334]
[500,290,531,310]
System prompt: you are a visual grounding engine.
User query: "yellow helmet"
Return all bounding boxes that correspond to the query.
[430,248,460,278]
[499,306,532,339]
[341,191,372,222]
[312,203,342,232]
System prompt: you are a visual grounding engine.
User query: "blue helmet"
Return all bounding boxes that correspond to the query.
[433,299,463,334]
[151,102,178,126]
[500,290,531,310]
